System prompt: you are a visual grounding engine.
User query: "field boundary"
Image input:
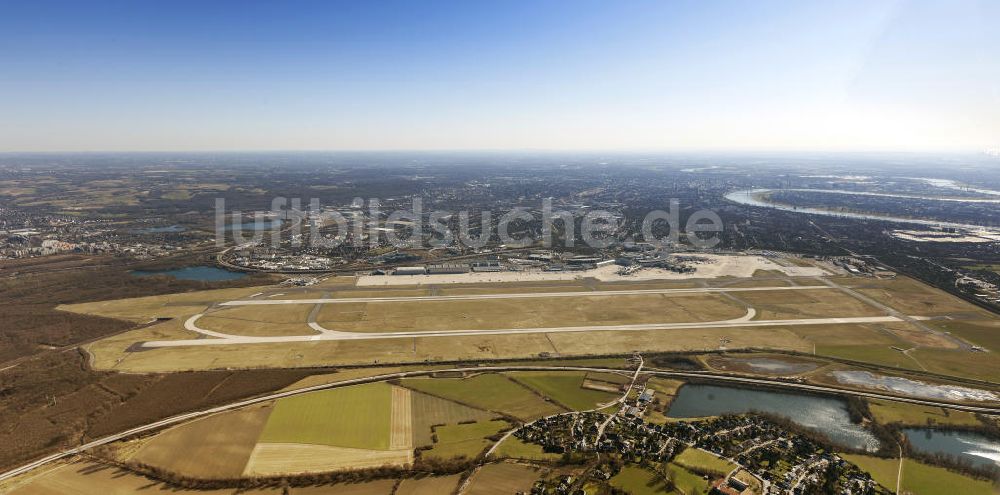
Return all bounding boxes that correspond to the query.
[6,365,1000,483]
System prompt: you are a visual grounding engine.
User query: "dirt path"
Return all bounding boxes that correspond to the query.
[390,386,412,450]
[896,445,904,495]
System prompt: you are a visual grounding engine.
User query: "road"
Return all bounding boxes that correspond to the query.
[134,281,951,350]
[5,364,1000,484]
[596,355,644,439]
[469,357,642,495]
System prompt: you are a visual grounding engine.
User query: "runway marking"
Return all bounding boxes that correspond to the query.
[218,285,836,306]
[148,309,912,348]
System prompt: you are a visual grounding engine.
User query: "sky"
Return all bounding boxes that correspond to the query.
[0,0,998,152]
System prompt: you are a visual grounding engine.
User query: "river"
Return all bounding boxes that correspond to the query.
[724,189,1000,232]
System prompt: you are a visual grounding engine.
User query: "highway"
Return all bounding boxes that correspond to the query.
[4,364,1000,484]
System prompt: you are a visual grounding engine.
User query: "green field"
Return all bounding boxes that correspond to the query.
[815,344,922,371]
[507,371,618,411]
[672,448,737,477]
[411,391,496,447]
[667,463,711,494]
[930,320,1000,352]
[609,465,673,494]
[909,348,1000,382]
[843,455,997,495]
[964,264,1000,273]
[400,373,565,421]
[494,436,563,461]
[867,399,982,427]
[258,382,392,449]
[424,420,507,460]
[466,462,541,495]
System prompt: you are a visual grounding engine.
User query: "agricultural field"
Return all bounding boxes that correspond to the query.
[410,391,496,447]
[244,443,412,476]
[258,383,395,449]
[294,480,398,495]
[395,474,462,495]
[866,399,983,427]
[240,382,416,475]
[666,463,712,494]
[422,420,508,460]
[506,371,619,410]
[3,461,283,495]
[672,448,738,477]
[130,405,271,478]
[493,436,563,461]
[465,462,542,495]
[399,373,566,421]
[119,378,510,478]
[842,455,998,495]
[4,457,446,494]
[609,465,673,494]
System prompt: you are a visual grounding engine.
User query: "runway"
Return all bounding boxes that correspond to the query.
[133,283,937,349]
[137,309,917,348]
[218,285,837,306]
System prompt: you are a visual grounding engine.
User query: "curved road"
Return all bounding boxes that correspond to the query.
[150,309,914,347]
[4,364,1000,483]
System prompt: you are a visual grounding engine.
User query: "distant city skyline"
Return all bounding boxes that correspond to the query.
[1,0,998,152]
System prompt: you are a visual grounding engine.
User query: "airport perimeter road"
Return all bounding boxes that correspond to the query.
[143,310,912,347]
[218,285,837,306]
[4,364,1000,484]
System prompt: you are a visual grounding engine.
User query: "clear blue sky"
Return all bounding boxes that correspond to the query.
[1,0,997,152]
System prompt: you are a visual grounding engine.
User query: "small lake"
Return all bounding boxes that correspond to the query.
[139,224,187,233]
[708,356,818,375]
[666,384,879,451]
[131,266,246,281]
[904,428,1000,470]
[830,370,1000,402]
[225,219,283,231]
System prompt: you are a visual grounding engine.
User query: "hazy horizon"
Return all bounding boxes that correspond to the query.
[2,0,998,152]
